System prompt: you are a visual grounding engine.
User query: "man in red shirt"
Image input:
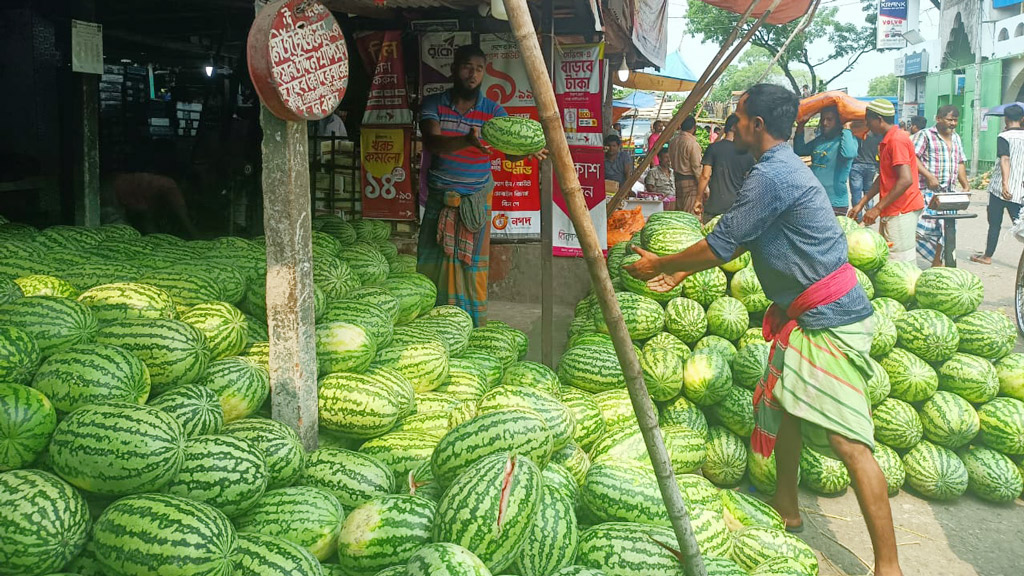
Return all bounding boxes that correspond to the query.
[849,99,924,262]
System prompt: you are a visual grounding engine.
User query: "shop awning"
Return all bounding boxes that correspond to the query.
[614,51,697,93]
[701,0,813,25]
[613,91,658,109]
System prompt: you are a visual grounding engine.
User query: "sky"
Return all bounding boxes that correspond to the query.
[666,0,941,97]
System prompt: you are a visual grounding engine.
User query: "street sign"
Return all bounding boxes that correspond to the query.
[247,0,350,122]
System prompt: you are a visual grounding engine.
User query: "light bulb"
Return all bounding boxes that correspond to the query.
[491,0,508,20]
[617,56,629,82]
[204,65,214,77]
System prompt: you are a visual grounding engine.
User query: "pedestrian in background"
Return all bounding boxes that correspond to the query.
[849,99,924,262]
[696,113,755,222]
[668,115,703,214]
[913,105,970,267]
[648,120,666,166]
[603,134,633,186]
[849,129,882,220]
[909,115,927,136]
[794,106,859,215]
[642,148,676,210]
[973,104,1024,264]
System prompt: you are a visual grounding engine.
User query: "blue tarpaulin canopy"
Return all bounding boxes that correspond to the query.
[615,51,697,93]
[612,91,657,110]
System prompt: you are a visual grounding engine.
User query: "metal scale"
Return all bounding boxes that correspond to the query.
[920,192,974,267]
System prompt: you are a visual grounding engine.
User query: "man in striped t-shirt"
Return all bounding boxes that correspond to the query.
[974,104,1024,264]
[417,45,544,326]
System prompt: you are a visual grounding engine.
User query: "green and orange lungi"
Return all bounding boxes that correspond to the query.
[752,263,877,459]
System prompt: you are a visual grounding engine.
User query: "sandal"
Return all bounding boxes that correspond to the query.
[969,254,992,265]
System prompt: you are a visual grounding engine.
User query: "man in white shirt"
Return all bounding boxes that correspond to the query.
[317,109,348,138]
[973,104,1024,264]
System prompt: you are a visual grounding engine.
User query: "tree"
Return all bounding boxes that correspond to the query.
[867,73,899,97]
[687,0,883,95]
[704,48,811,103]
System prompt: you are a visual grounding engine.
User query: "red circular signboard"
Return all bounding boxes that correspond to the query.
[247,0,350,122]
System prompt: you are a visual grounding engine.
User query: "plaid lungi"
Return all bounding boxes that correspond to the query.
[916,188,951,262]
[674,175,699,214]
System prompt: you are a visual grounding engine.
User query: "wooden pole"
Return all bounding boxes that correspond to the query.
[74,70,101,227]
[756,0,819,84]
[540,0,555,369]
[608,0,783,213]
[503,1,706,574]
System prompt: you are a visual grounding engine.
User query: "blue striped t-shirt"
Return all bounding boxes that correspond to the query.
[421,90,507,195]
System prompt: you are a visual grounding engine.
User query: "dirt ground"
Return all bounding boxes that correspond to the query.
[489,190,1024,576]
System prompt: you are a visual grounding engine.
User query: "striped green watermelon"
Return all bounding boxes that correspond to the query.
[0,276,23,305]
[315,321,377,375]
[312,255,360,299]
[312,230,343,260]
[98,223,140,240]
[394,410,452,438]
[865,357,891,406]
[707,386,754,437]
[641,221,704,257]
[372,340,449,393]
[502,361,560,396]
[855,267,875,298]
[231,532,323,576]
[482,116,546,155]
[694,336,737,364]
[683,267,728,308]
[619,253,683,302]
[749,557,816,576]
[720,489,783,532]
[222,418,305,490]
[180,302,247,360]
[593,389,642,432]
[575,522,686,576]
[91,493,234,576]
[31,343,150,412]
[730,266,769,313]
[138,268,222,308]
[358,431,439,480]
[336,494,435,574]
[551,442,591,487]
[148,383,224,437]
[299,448,394,509]
[659,395,709,439]
[639,345,685,402]
[702,426,748,487]
[389,253,418,275]
[198,260,248,305]
[345,286,401,323]
[799,447,850,494]
[955,310,1016,360]
[234,486,344,560]
[244,314,268,344]
[407,305,474,354]
[61,261,144,291]
[590,425,706,474]
[878,347,938,402]
[318,371,407,438]
[541,460,578,501]
[683,349,732,406]
[14,274,78,298]
[513,484,579,576]
[94,318,209,395]
[902,440,968,500]
[431,408,553,487]
[960,445,1023,503]
[706,296,749,342]
[0,382,56,470]
[872,398,923,449]
[919,391,979,450]
[405,543,492,576]
[731,526,818,574]
[197,357,269,422]
[915,267,983,317]
[937,352,999,404]
[0,469,90,575]
[385,273,437,324]
[322,300,393,349]
[702,556,747,575]
[871,296,907,322]
[48,401,184,495]
[645,331,691,358]
[846,226,888,271]
[977,397,1024,455]
[747,448,790,496]
[732,341,769,390]
[464,326,520,367]
[0,296,98,357]
[405,459,443,502]
[871,260,921,305]
[340,244,390,285]
[0,325,40,385]
[995,352,1024,401]
[414,391,461,414]
[433,453,542,572]
[894,309,959,363]
[163,434,268,518]
[478,386,575,448]
[873,443,906,496]
[313,215,357,243]
[870,313,897,357]
[435,359,489,401]
[579,459,675,526]
[566,331,613,350]
[558,344,625,393]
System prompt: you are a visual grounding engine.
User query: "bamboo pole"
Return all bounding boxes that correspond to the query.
[756,0,820,84]
[502,1,706,575]
[608,0,785,213]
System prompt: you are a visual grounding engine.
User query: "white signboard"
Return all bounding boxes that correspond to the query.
[876,0,908,50]
[71,20,103,75]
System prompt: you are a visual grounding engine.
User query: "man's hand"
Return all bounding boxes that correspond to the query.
[847,202,865,221]
[528,148,549,161]
[693,201,703,216]
[925,173,940,190]
[464,127,489,154]
[1004,186,1013,201]
[862,206,881,226]
[647,272,688,293]
[623,246,662,280]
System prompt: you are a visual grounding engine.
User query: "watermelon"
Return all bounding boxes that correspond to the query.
[977,397,1024,455]
[502,361,560,396]
[854,267,875,298]
[541,461,579,501]
[138,268,222,308]
[222,418,305,490]
[315,321,377,375]
[321,301,394,351]
[0,383,56,471]
[180,302,247,360]
[345,286,401,324]
[163,434,268,518]
[76,281,179,323]
[0,296,97,357]
[955,310,1016,360]
[720,489,784,532]
[702,426,748,487]
[641,221,704,256]
[0,276,23,305]
[731,527,818,574]
[512,484,579,576]
[901,441,968,500]
[645,331,691,359]
[196,357,269,422]
[683,349,732,406]
[872,398,922,450]
[436,359,490,401]
[894,309,959,363]
[593,291,665,341]
[386,273,437,324]
[575,522,687,576]
[91,494,235,576]
[919,391,979,450]
[871,261,921,305]
[878,347,937,402]
[870,313,897,357]
[580,459,681,527]
[706,296,749,341]
[873,443,906,496]
[865,358,891,406]
[706,386,754,437]
[590,425,706,474]
[358,431,439,480]
[665,297,708,345]
[683,267,728,308]
[557,344,626,393]
[409,305,474,356]
[48,401,184,495]
[995,353,1024,401]
[729,266,768,311]
[914,267,984,317]
[337,494,436,574]
[431,408,554,487]
[640,344,685,401]
[551,442,591,487]
[231,532,323,576]
[477,386,575,449]
[433,453,542,572]
[747,449,780,495]
[318,371,406,438]
[937,352,999,404]
[0,325,40,386]
[960,445,1024,503]
[0,469,90,575]
[731,341,769,390]
[593,389,642,432]
[372,340,449,393]
[694,335,737,364]
[482,116,545,155]
[620,253,683,302]
[312,255,360,299]
[721,251,752,274]
[197,260,248,305]
[31,343,150,414]
[340,244,390,285]
[749,557,816,576]
[234,486,344,560]
[94,318,209,395]
[148,383,224,437]
[871,296,907,322]
[659,395,709,439]
[300,448,394,510]
[799,447,850,494]
[845,226,888,271]
[405,543,492,576]
[14,274,78,298]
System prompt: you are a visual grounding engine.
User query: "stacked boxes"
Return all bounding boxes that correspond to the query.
[313,138,360,217]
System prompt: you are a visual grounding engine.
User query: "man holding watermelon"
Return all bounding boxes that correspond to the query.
[625,84,903,576]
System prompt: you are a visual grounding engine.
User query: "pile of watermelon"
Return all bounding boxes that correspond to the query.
[584,211,1024,510]
[0,214,819,576]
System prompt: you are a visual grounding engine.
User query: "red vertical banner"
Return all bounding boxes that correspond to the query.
[361,127,415,220]
[552,146,607,256]
[355,31,412,125]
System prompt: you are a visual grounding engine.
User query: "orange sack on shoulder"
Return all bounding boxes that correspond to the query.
[798,91,869,138]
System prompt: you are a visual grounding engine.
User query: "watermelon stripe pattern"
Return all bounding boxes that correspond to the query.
[222,418,305,490]
[94,319,210,395]
[337,494,436,574]
[575,522,687,575]
[163,434,268,518]
[0,296,98,358]
[231,532,324,576]
[233,486,345,561]
[299,448,395,509]
[196,357,269,423]
[31,343,151,413]
[405,543,492,576]
[0,469,90,575]
[76,282,177,324]
[902,441,968,500]
[147,383,224,438]
[0,382,57,470]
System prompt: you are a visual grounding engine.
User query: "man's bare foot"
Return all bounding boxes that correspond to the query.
[769,499,802,531]
[873,562,904,576]
[970,254,992,265]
